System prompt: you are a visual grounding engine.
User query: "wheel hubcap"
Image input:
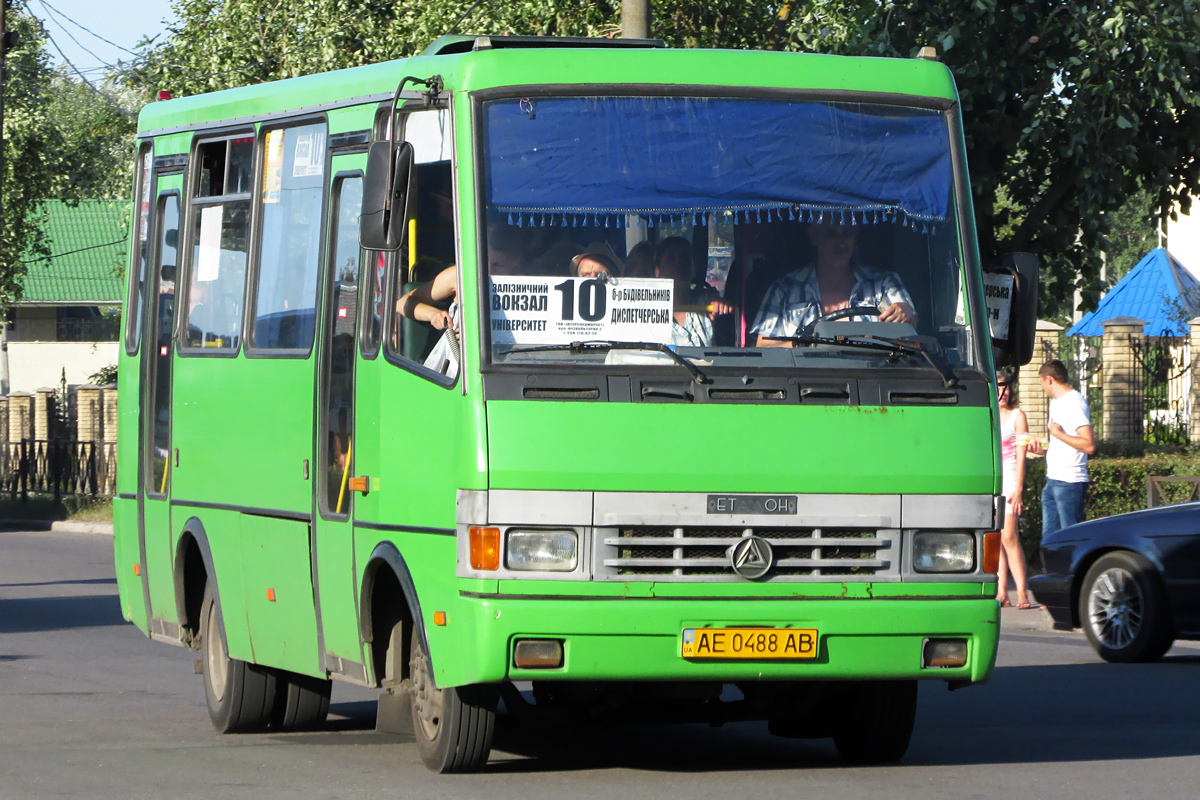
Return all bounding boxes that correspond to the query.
[1087,567,1144,650]
[410,641,444,740]
[204,602,228,702]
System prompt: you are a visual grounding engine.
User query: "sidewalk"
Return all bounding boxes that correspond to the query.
[998,582,1057,631]
[0,519,113,535]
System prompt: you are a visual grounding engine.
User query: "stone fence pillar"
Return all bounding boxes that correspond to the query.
[33,388,54,441]
[0,397,7,443]
[77,385,102,443]
[7,393,32,443]
[1101,316,1146,443]
[1191,318,1200,446]
[101,386,118,445]
[1017,320,1063,436]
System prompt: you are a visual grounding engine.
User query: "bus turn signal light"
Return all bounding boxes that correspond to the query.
[983,532,1000,574]
[348,476,369,494]
[469,527,501,570]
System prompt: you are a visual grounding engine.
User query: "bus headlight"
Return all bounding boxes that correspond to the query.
[506,530,578,572]
[912,532,975,573]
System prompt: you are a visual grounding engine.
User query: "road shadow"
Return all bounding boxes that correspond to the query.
[0,594,125,634]
[324,700,378,732]
[0,577,117,589]
[479,659,1200,773]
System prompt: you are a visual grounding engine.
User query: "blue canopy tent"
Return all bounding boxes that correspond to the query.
[1068,248,1200,338]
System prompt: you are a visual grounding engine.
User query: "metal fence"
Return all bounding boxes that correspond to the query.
[1,439,116,501]
[1132,333,1191,445]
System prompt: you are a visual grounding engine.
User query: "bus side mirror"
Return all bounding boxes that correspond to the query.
[985,252,1039,368]
[361,140,415,251]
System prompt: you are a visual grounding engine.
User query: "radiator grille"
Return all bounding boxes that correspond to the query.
[595,526,897,582]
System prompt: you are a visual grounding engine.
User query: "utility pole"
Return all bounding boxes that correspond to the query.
[621,0,650,39]
[0,0,10,396]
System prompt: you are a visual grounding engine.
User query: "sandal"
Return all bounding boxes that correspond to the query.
[997,598,1011,608]
[1015,601,1045,610]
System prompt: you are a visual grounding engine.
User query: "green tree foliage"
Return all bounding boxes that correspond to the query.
[121,1,786,96]
[121,1,1199,321]
[1,7,71,304]
[1104,188,1158,286]
[790,1,1200,317]
[49,69,139,200]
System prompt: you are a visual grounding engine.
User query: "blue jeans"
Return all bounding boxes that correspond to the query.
[1041,479,1087,539]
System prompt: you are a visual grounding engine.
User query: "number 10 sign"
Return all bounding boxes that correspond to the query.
[488,276,675,345]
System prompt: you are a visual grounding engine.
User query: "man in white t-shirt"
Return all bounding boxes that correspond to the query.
[1026,359,1096,538]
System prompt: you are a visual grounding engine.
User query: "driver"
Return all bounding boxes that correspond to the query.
[751,220,916,346]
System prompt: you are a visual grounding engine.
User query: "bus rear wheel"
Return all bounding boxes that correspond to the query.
[272,671,332,731]
[831,680,917,763]
[408,627,496,773]
[200,584,277,732]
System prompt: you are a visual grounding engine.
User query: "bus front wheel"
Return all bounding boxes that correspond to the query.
[831,680,918,763]
[408,627,496,773]
[200,583,277,732]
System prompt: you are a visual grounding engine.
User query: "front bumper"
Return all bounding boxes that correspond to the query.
[1028,573,1075,630]
[431,591,1000,687]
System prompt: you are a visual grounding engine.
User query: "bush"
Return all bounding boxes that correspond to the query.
[1018,450,1200,570]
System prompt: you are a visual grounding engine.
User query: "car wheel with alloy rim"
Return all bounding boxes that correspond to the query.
[1079,551,1174,663]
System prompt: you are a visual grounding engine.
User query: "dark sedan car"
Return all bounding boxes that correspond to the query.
[1029,502,1200,662]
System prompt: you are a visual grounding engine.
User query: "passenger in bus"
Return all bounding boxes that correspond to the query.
[488,224,531,276]
[654,236,733,347]
[751,220,916,345]
[534,240,583,276]
[622,240,655,278]
[397,265,457,333]
[569,243,622,279]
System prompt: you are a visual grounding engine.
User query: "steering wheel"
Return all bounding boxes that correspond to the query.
[802,305,881,337]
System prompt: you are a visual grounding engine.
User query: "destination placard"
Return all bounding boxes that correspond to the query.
[489,276,674,346]
[983,273,1015,340]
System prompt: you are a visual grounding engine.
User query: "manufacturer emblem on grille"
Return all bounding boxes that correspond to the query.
[728,535,774,580]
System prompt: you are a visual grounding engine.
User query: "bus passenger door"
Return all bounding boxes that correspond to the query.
[313,165,368,678]
[140,180,183,630]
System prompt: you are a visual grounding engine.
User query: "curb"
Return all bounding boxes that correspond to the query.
[51,521,114,535]
[0,519,113,535]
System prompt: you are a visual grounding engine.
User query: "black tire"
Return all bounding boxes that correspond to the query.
[272,671,332,731]
[1079,551,1174,663]
[408,626,496,773]
[832,680,918,763]
[200,584,277,732]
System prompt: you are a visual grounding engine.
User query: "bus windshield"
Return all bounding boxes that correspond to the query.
[480,94,977,376]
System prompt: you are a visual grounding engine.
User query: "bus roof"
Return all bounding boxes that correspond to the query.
[137,40,958,137]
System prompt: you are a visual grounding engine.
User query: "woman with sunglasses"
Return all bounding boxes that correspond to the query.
[997,374,1035,608]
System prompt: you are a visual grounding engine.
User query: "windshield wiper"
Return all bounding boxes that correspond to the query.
[774,334,959,388]
[499,340,709,385]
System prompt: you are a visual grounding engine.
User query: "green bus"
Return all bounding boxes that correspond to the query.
[114,34,1036,773]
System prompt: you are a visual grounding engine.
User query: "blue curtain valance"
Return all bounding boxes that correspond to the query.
[483,96,953,229]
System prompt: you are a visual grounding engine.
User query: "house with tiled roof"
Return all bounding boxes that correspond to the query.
[8,200,128,392]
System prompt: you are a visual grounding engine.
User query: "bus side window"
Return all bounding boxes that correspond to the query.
[360,250,387,358]
[124,145,153,355]
[182,135,254,352]
[385,107,456,374]
[322,175,363,515]
[249,122,327,353]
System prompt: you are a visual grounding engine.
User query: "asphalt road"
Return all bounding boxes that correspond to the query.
[2,528,1199,800]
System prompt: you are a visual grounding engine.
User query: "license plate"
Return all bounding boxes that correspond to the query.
[680,627,818,659]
